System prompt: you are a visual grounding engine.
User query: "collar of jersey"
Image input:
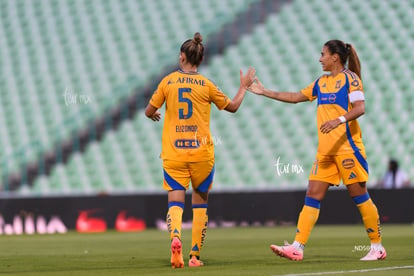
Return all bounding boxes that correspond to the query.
[178,69,199,75]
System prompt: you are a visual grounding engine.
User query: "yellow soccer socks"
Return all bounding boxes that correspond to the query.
[292,193,382,254]
[167,202,184,240]
[189,204,208,259]
[294,197,320,248]
[353,193,382,244]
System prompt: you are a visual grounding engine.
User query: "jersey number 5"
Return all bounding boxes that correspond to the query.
[178,88,193,119]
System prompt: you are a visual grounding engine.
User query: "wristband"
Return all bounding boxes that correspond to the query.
[338,116,346,124]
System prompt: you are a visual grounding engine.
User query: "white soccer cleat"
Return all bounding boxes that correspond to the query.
[270,241,304,261]
[360,247,387,261]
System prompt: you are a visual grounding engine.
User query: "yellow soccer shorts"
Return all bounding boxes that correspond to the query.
[309,151,369,185]
[162,159,215,192]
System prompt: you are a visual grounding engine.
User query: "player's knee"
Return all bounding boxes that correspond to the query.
[192,190,208,203]
[306,181,329,200]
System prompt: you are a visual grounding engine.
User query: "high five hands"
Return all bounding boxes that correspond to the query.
[240,67,257,89]
[247,77,265,95]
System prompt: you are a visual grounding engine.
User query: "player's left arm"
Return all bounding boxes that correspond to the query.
[320,100,365,134]
[321,74,365,134]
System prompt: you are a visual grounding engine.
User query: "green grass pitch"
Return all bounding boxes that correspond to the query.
[0,225,413,275]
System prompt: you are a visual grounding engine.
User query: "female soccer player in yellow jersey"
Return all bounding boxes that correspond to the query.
[248,40,386,261]
[145,32,255,268]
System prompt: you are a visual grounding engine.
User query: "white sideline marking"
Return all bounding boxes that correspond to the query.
[278,265,414,276]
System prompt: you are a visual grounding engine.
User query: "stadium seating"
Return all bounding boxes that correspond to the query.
[2,0,413,195]
[204,0,414,189]
[1,0,259,194]
[0,0,262,194]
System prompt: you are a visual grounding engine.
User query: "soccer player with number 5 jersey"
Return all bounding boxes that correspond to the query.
[145,32,255,268]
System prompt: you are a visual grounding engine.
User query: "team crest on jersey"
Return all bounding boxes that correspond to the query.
[342,159,355,169]
[335,80,341,89]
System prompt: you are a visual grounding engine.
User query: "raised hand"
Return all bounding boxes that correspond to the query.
[240,67,256,89]
[248,77,265,95]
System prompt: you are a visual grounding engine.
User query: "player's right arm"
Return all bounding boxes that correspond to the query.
[145,104,161,121]
[145,78,166,121]
[248,77,308,104]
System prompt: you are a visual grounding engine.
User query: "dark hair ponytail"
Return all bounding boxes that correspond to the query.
[324,40,361,79]
[180,32,204,67]
[345,43,361,79]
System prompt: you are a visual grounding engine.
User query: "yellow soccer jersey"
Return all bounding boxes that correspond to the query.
[301,69,366,155]
[150,69,230,162]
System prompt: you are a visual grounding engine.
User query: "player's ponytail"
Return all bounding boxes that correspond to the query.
[346,43,361,80]
[324,40,362,79]
[180,32,204,67]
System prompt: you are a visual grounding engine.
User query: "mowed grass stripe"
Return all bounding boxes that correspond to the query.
[0,225,412,275]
